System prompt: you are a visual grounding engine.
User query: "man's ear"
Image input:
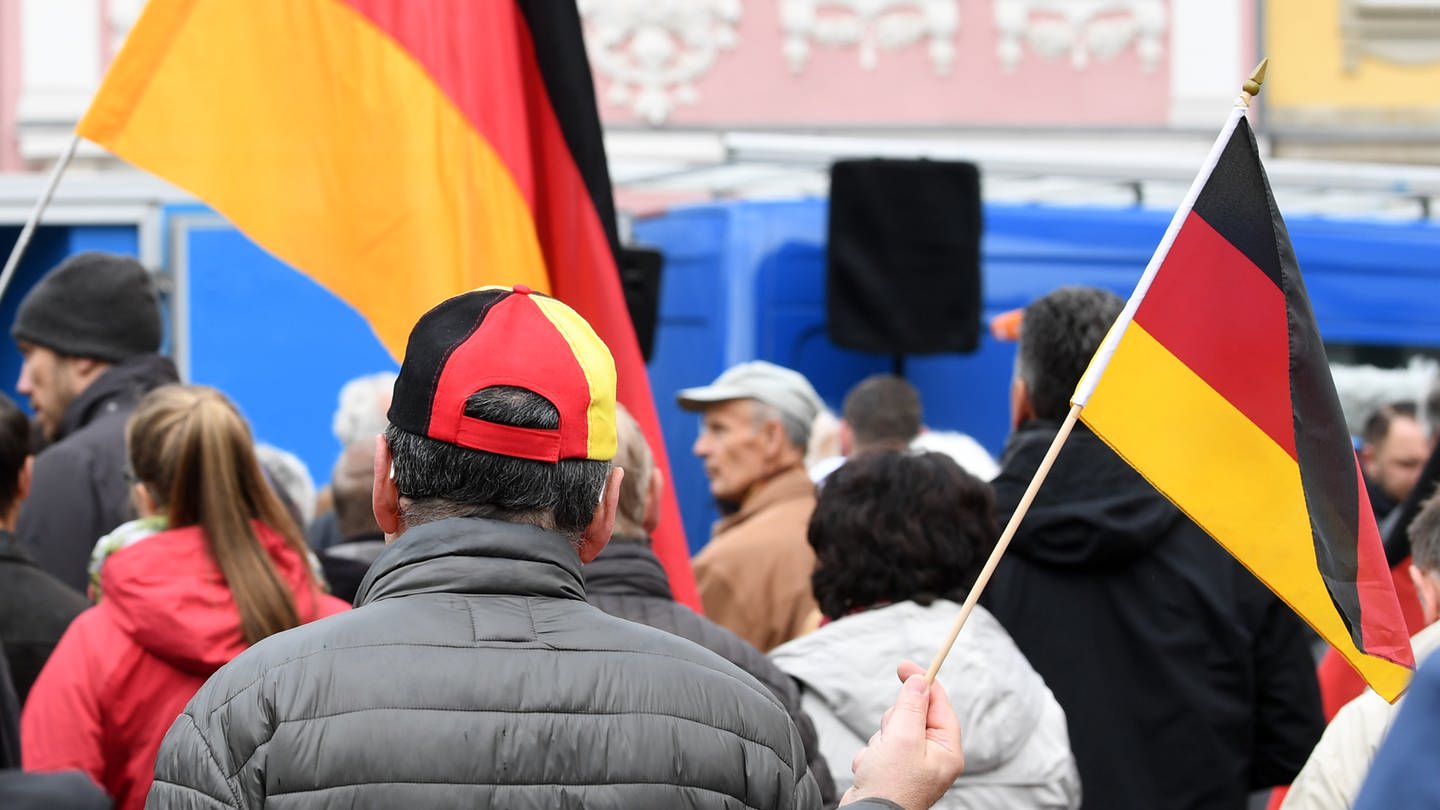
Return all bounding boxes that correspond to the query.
[642,466,665,535]
[838,420,854,457]
[1411,563,1440,626]
[372,434,403,541]
[579,467,624,563]
[761,418,789,460]
[66,356,110,388]
[16,456,32,504]
[1010,377,1035,431]
[1359,444,1378,477]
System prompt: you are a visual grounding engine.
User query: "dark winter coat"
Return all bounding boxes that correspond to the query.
[147,517,855,809]
[317,533,386,604]
[17,355,178,591]
[585,538,838,807]
[982,420,1324,810]
[0,531,87,703]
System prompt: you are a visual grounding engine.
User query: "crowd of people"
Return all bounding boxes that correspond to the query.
[0,249,1437,809]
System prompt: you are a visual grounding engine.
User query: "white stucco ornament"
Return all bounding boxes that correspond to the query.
[995,0,1166,72]
[780,0,960,75]
[579,0,742,126]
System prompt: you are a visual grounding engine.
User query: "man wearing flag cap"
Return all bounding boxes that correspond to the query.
[146,286,962,809]
[982,286,1323,810]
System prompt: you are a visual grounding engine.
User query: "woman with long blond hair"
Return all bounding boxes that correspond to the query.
[20,385,347,810]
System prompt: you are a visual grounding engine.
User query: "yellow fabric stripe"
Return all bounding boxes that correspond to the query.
[532,295,618,461]
[78,0,549,360]
[1081,323,1412,701]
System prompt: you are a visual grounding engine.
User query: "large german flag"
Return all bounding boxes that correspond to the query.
[1074,110,1415,700]
[76,0,700,607]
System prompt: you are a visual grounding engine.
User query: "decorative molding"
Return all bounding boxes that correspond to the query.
[1340,0,1440,71]
[994,0,1166,73]
[579,0,741,126]
[779,0,960,75]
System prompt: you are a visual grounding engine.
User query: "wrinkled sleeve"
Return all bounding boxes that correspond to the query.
[1247,580,1325,789]
[1279,691,1392,810]
[146,712,240,810]
[789,717,824,810]
[696,560,772,652]
[21,613,105,783]
[1354,651,1440,810]
[17,442,106,591]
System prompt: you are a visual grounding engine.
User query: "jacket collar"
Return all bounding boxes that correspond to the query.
[56,354,179,440]
[583,538,673,600]
[354,517,587,606]
[715,465,815,535]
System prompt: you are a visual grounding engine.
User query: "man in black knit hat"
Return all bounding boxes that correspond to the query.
[11,252,178,592]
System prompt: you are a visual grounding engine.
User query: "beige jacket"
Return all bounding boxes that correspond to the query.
[1280,620,1439,810]
[694,467,818,652]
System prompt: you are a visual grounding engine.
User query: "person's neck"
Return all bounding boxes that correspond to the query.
[0,503,19,533]
[740,460,803,504]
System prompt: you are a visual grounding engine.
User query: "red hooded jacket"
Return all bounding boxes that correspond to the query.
[20,521,348,810]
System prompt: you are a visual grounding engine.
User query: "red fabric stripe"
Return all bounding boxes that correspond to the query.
[335,0,700,608]
[1135,211,1297,460]
[1353,460,1414,664]
[339,1,538,208]
[430,295,588,459]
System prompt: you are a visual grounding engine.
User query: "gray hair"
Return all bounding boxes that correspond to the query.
[386,386,612,541]
[750,400,810,451]
[1015,286,1125,422]
[254,443,316,527]
[333,372,398,447]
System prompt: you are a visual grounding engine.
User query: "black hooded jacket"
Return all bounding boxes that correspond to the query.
[585,539,838,807]
[17,354,179,592]
[981,420,1323,810]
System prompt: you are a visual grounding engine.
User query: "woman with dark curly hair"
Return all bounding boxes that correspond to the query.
[772,451,1080,809]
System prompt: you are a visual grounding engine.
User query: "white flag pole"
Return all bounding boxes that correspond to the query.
[0,133,83,307]
[925,60,1270,684]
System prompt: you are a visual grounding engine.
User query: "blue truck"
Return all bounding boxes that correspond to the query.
[4,181,1439,553]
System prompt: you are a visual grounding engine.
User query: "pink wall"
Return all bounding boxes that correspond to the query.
[592,2,1171,128]
[0,0,23,171]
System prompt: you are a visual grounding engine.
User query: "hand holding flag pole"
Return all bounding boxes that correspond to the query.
[928,61,1414,701]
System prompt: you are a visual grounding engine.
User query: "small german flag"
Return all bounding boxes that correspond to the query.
[1075,111,1415,701]
[77,0,699,607]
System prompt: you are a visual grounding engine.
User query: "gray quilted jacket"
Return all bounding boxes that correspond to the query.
[146,517,847,809]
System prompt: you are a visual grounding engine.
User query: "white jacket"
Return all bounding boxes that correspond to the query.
[771,600,1080,809]
[1280,620,1440,810]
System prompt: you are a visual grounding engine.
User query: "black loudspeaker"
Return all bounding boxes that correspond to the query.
[827,159,982,355]
[619,246,663,362]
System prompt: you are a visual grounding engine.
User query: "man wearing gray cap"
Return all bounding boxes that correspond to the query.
[678,360,825,652]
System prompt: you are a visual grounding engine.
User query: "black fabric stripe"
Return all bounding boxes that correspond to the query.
[1291,270,1368,652]
[388,290,509,437]
[1228,128,1372,652]
[1192,119,1283,289]
[513,0,622,266]
[1196,115,1370,651]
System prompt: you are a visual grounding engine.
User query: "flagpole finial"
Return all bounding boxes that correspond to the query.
[1241,58,1269,105]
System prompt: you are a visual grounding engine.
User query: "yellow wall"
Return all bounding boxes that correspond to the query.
[1266,0,1440,110]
